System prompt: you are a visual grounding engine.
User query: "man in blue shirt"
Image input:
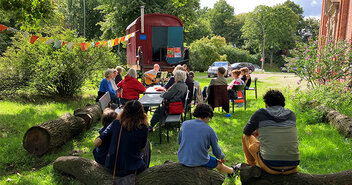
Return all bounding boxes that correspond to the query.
[178,103,235,177]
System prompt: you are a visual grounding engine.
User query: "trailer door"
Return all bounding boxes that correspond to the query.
[167,27,183,65]
[152,27,167,62]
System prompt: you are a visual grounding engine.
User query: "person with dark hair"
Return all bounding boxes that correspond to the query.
[94,100,150,176]
[203,67,227,100]
[241,89,300,175]
[93,108,118,165]
[240,67,251,89]
[178,103,236,177]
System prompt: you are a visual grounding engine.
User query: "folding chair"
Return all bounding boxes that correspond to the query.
[230,84,246,112]
[246,77,258,99]
[163,90,189,143]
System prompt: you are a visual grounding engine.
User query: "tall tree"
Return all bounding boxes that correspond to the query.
[223,13,247,47]
[242,5,298,65]
[301,17,320,41]
[208,0,234,38]
[96,0,199,39]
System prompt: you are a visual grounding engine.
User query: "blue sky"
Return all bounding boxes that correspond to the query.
[200,0,322,19]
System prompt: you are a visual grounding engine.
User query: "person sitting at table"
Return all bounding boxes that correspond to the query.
[228,69,245,102]
[118,68,146,105]
[94,100,150,176]
[240,67,251,90]
[189,71,203,104]
[115,66,124,85]
[93,108,118,165]
[202,67,227,101]
[164,65,194,104]
[148,70,188,132]
[144,64,160,86]
[96,69,118,104]
[177,103,236,177]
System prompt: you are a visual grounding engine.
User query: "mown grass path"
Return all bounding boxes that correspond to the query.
[0,72,351,184]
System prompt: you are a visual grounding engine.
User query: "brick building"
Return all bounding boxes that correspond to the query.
[319,0,352,43]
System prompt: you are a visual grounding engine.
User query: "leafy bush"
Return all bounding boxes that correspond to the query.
[284,38,352,88]
[189,36,226,71]
[218,45,257,64]
[0,30,118,97]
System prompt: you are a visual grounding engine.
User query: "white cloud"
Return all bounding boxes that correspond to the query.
[311,0,318,6]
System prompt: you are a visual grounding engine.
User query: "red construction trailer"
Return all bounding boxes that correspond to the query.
[126,13,187,73]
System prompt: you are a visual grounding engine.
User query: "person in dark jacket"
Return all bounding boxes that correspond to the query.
[115,66,124,85]
[240,67,251,89]
[149,70,188,131]
[165,65,194,104]
[94,100,150,176]
[242,89,300,175]
[93,108,118,165]
[117,68,146,105]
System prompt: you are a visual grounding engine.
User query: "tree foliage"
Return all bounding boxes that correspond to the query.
[0,0,55,31]
[96,0,199,39]
[242,5,299,65]
[0,29,118,96]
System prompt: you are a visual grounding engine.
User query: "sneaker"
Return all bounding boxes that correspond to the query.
[228,164,241,178]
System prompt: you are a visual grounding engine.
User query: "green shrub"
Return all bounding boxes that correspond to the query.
[0,30,118,97]
[218,45,257,64]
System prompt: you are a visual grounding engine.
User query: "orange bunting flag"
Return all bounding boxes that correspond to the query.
[102,41,108,47]
[114,38,120,46]
[95,42,100,47]
[80,43,88,51]
[39,37,48,43]
[85,42,90,49]
[121,36,125,42]
[30,35,40,44]
[0,24,9,31]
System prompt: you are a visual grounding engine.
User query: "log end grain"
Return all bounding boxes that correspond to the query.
[23,126,50,156]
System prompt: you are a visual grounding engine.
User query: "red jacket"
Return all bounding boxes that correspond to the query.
[117,76,146,100]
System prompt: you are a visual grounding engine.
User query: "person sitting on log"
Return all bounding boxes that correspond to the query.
[177,103,236,177]
[242,89,300,175]
[94,100,150,176]
[117,68,146,105]
[93,108,118,165]
[96,69,119,104]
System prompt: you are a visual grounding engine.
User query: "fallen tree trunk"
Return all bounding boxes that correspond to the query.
[23,113,86,156]
[53,156,225,185]
[74,103,102,129]
[318,106,352,138]
[239,163,352,185]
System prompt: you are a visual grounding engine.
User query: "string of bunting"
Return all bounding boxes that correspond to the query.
[0,24,135,51]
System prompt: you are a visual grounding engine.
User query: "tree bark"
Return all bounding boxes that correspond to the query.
[317,106,352,138]
[239,163,352,185]
[23,113,86,156]
[53,156,225,185]
[74,103,102,129]
[270,50,274,66]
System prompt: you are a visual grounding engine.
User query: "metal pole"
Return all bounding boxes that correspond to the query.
[251,18,265,70]
[141,6,144,33]
[83,0,86,38]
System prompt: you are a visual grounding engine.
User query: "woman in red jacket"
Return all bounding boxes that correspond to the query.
[118,68,146,105]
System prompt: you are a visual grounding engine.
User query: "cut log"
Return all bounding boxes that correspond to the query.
[325,109,352,138]
[74,103,102,129]
[53,156,225,185]
[239,163,352,185]
[23,113,86,156]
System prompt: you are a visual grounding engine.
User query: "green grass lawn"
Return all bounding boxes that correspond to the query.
[0,72,351,184]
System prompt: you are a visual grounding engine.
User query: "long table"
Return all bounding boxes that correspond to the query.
[138,93,164,143]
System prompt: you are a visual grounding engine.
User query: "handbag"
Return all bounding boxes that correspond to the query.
[112,125,136,185]
[168,101,184,115]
